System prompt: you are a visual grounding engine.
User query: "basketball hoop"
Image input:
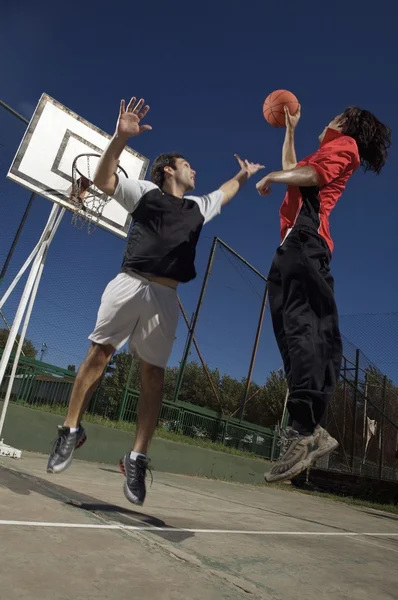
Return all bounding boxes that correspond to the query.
[70,153,128,234]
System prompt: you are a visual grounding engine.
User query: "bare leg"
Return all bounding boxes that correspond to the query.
[64,343,114,428]
[132,360,165,454]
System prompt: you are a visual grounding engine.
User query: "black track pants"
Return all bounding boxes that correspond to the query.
[267,227,342,433]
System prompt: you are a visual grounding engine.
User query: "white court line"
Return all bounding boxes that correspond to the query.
[0,520,398,536]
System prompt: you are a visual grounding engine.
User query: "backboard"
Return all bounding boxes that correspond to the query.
[7,93,149,238]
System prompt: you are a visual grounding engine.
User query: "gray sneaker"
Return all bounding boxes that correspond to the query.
[265,426,337,483]
[120,454,152,506]
[47,425,87,474]
[313,425,339,461]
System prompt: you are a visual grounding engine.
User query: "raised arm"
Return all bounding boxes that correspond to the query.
[256,166,320,196]
[282,105,300,170]
[93,97,152,196]
[219,154,264,205]
[256,137,359,196]
[188,155,264,225]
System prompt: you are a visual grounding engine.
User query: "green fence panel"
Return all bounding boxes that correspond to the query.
[0,349,275,459]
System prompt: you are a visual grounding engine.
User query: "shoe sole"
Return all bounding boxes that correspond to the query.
[264,438,339,483]
[47,433,87,474]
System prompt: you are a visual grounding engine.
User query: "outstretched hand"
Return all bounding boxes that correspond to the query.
[234,154,265,177]
[116,96,152,139]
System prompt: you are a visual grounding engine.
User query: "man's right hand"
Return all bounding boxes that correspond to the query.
[116,97,153,139]
[284,104,301,130]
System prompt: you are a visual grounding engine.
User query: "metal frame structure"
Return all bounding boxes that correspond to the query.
[172,236,269,425]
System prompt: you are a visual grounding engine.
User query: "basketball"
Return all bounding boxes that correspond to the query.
[263,90,299,127]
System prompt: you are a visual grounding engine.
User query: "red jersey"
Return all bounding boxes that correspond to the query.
[279,128,360,252]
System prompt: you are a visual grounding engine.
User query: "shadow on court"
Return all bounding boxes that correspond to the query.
[1,452,398,600]
[0,464,192,543]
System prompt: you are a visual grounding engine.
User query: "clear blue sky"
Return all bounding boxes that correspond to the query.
[0,0,397,384]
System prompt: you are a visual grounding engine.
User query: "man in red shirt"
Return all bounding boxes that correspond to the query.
[256,105,391,483]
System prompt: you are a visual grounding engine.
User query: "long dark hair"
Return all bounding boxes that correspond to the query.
[341,107,391,174]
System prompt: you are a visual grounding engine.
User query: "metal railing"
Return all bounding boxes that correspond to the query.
[0,349,275,459]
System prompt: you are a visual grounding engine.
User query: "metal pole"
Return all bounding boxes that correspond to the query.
[0,100,32,286]
[239,285,268,422]
[361,373,368,472]
[281,387,290,430]
[0,206,61,312]
[378,375,387,481]
[0,240,48,432]
[0,204,62,437]
[173,237,218,402]
[118,357,135,421]
[342,357,347,442]
[216,238,267,282]
[178,297,223,412]
[0,100,29,124]
[350,348,360,472]
[0,193,36,283]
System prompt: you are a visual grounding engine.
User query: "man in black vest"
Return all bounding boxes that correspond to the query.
[47,95,264,505]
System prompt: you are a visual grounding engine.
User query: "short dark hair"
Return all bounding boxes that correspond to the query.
[340,106,391,174]
[150,152,185,189]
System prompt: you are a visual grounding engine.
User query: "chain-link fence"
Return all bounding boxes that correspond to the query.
[171,238,269,412]
[319,335,398,481]
[0,348,275,458]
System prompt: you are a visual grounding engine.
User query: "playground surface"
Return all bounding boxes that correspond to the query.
[1,452,397,600]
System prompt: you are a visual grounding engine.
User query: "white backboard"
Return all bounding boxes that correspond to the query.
[7,93,149,238]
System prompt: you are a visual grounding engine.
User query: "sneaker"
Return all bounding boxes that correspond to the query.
[47,425,87,474]
[313,425,339,462]
[120,453,151,506]
[265,426,338,483]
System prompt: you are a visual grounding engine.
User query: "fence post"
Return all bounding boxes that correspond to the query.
[238,285,268,422]
[360,372,368,474]
[173,237,218,403]
[271,425,278,460]
[25,362,37,404]
[342,357,347,442]
[350,348,360,473]
[89,374,106,415]
[118,357,135,421]
[378,375,387,481]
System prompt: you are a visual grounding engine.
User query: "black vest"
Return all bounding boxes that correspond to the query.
[121,188,205,283]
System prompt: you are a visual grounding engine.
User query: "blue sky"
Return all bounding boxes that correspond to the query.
[0,0,397,384]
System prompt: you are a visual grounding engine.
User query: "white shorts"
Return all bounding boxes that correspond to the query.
[89,272,179,369]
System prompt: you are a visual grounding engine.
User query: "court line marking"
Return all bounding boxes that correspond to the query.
[1,520,398,536]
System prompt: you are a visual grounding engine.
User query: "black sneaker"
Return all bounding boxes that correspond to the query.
[120,453,151,506]
[47,425,87,474]
[265,428,321,483]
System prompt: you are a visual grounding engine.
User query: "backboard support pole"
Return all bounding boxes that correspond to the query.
[0,204,65,457]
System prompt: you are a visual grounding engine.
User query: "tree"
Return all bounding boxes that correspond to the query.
[245,370,287,427]
[89,349,288,430]
[219,374,245,415]
[67,364,76,372]
[0,328,37,359]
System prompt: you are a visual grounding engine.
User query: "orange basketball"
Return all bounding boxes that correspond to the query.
[263,90,299,127]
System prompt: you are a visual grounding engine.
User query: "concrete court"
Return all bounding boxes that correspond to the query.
[0,453,397,600]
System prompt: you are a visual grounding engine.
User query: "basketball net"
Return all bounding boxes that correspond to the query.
[70,153,127,234]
